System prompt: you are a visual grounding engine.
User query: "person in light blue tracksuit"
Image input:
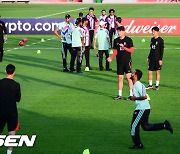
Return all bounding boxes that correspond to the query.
[54,14,73,72]
[128,69,173,150]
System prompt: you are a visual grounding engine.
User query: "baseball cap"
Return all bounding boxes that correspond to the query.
[65,14,71,19]
[99,21,106,26]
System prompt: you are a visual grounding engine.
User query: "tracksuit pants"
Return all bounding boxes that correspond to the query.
[98,50,110,70]
[109,28,115,48]
[62,42,72,69]
[131,109,165,146]
[89,30,94,47]
[84,46,90,68]
[70,47,83,72]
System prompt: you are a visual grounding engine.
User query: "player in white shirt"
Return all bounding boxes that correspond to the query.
[85,7,98,49]
[99,9,107,22]
[105,9,117,48]
[81,17,92,71]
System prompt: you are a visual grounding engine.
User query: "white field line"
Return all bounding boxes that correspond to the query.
[4,36,180,52]
[36,7,87,19]
[5,38,55,52]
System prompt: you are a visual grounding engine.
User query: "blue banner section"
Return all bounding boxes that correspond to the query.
[1,18,66,34]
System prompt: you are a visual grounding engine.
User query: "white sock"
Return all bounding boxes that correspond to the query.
[149,80,152,86]
[130,90,133,96]
[118,90,122,96]
[7,150,12,154]
[156,80,160,86]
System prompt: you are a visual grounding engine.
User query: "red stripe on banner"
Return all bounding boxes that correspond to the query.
[95,18,180,35]
[137,0,158,2]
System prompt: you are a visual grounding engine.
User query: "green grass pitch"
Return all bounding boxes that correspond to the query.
[0,3,180,154]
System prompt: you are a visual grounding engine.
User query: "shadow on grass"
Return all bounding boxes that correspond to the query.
[3,53,180,91]
[4,54,61,72]
[165,42,180,47]
[0,71,115,98]
[0,108,130,154]
[4,54,118,85]
[141,81,180,91]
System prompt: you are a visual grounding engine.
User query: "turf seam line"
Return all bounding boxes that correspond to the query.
[36,7,87,19]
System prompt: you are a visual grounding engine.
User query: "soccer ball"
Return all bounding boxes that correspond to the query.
[22,38,27,43]
[19,41,24,46]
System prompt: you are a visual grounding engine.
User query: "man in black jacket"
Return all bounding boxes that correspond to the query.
[0,64,21,154]
[146,27,164,90]
[0,15,8,62]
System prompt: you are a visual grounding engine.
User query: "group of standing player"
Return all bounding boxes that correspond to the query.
[54,7,173,150]
[54,7,123,73]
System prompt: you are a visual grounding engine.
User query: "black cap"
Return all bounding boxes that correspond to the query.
[65,14,71,19]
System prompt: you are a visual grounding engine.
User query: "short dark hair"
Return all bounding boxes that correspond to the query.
[109,9,115,13]
[82,17,88,24]
[6,64,15,75]
[89,7,94,11]
[135,69,143,80]
[116,17,122,23]
[101,9,106,12]
[75,18,82,25]
[152,26,159,32]
[117,26,125,31]
[79,12,83,17]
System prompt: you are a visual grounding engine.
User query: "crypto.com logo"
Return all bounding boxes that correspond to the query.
[0,135,36,147]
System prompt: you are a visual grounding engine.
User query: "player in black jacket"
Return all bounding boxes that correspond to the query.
[0,16,8,62]
[146,27,164,90]
[107,26,134,100]
[0,64,21,154]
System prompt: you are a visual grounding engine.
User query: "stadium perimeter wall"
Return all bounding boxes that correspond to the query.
[1,0,178,4]
[29,0,179,4]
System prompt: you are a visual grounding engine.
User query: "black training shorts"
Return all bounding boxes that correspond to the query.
[148,60,162,71]
[117,60,132,75]
[0,114,20,132]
